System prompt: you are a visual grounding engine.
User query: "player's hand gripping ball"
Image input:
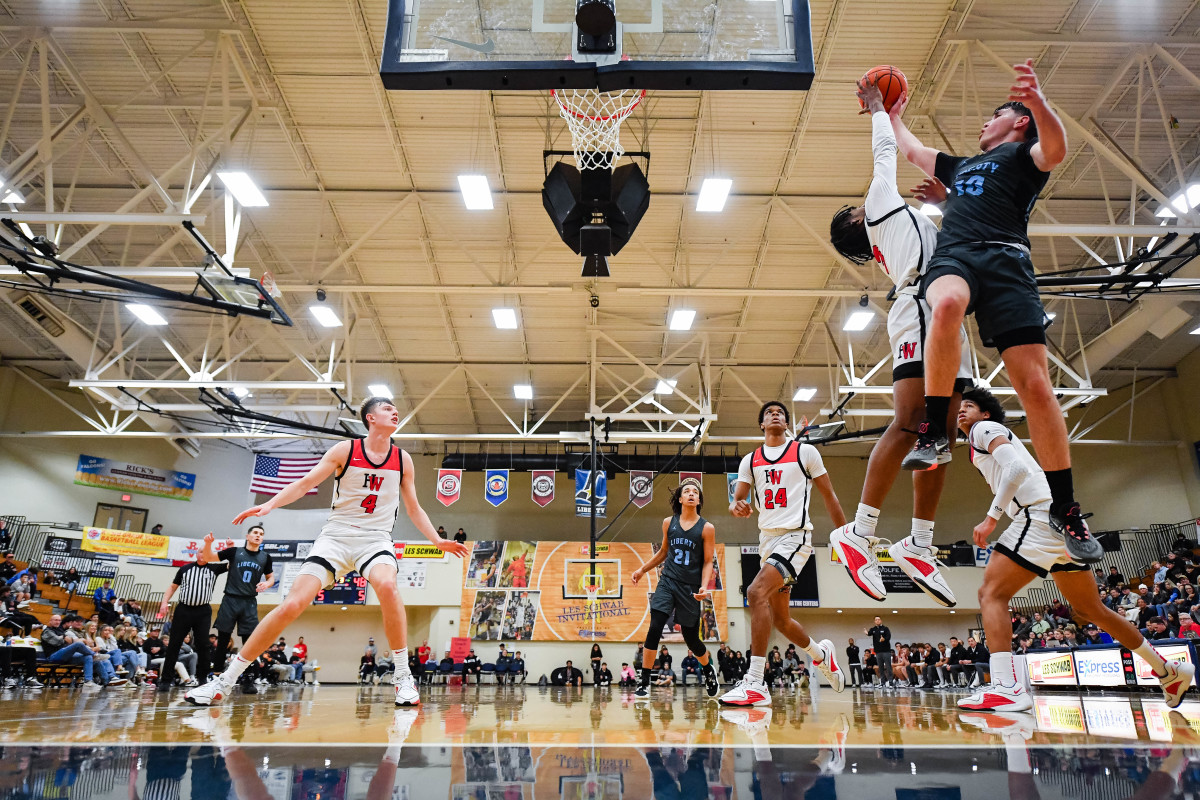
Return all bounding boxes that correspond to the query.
[858,65,908,113]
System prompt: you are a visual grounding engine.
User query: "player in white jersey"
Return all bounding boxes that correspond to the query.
[956,388,1193,712]
[185,396,469,708]
[719,401,848,706]
[827,78,973,608]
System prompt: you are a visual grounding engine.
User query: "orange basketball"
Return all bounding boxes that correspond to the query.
[859,65,908,113]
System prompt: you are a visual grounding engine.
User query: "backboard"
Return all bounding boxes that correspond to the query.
[381,0,814,90]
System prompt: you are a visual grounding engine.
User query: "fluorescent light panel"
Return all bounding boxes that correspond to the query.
[126,303,167,326]
[492,307,518,329]
[216,171,269,207]
[367,384,393,399]
[792,387,817,402]
[843,310,874,331]
[696,178,732,212]
[458,175,493,210]
[1190,325,1200,335]
[1155,183,1200,218]
[668,309,696,331]
[309,304,343,328]
[231,386,251,398]
[655,379,678,395]
[513,384,533,400]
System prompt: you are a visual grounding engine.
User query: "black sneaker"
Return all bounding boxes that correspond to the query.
[633,684,650,700]
[703,666,719,698]
[901,421,948,471]
[1051,502,1103,563]
[241,678,258,695]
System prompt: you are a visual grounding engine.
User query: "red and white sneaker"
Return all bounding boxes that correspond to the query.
[830,523,886,602]
[183,675,233,707]
[959,711,1035,741]
[718,677,771,707]
[813,639,846,693]
[720,706,773,738]
[1158,659,1196,709]
[958,683,1032,713]
[888,537,957,608]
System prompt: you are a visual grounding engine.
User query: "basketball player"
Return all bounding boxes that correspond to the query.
[503,551,529,588]
[720,401,848,706]
[208,524,273,689]
[827,76,970,607]
[888,59,1101,563]
[630,481,720,698]
[956,388,1192,711]
[185,396,469,707]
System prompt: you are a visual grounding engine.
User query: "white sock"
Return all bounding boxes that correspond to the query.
[990,652,1016,688]
[1134,641,1168,676]
[802,640,823,663]
[223,655,252,683]
[910,518,935,550]
[383,744,405,764]
[748,656,766,683]
[1005,741,1031,774]
[393,649,411,679]
[855,504,880,539]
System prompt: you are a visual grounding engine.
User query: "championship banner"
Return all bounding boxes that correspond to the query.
[485,469,509,507]
[726,472,739,503]
[629,470,654,509]
[459,539,727,643]
[575,470,607,517]
[80,526,169,558]
[436,468,462,507]
[74,454,196,501]
[679,471,703,487]
[531,470,555,507]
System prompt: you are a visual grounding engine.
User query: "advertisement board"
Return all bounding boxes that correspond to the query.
[1133,641,1196,686]
[1072,647,1128,687]
[1025,649,1078,686]
[1082,698,1139,739]
[1033,696,1086,733]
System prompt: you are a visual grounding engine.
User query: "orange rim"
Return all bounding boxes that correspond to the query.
[551,88,646,122]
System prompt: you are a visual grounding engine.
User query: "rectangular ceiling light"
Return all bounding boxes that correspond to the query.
[309,304,343,328]
[1191,325,1200,335]
[0,176,21,204]
[231,386,251,398]
[513,384,533,400]
[1155,183,1200,218]
[655,379,678,395]
[919,203,942,217]
[126,303,168,326]
[216,171,269,207]
[696,178,732,212]
[843,310,874,331]
[367,384,393,399]
[458,175,493,210]
[668,309,696,331]
[792,387,817,402]
[492,307,518,329]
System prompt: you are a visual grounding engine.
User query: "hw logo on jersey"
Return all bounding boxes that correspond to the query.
[897,341,918,361]
[485,469,509,507]
[436,468,461,507]
[362,473,384,492]
[764,468,783,485]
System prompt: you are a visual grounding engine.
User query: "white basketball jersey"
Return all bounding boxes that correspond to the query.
[328,439,403,533]
[736,439,827,531]
[967,421,1052,518]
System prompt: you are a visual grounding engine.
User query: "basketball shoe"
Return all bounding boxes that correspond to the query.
[1156,659,1196,709]
[901,421,949,471]
[394,674,420,707]
[1049,502,1103,564]
[958,711,1035,741]
[888,537,957,607]
[184,675,234,707]
[829,523,886,601]
[633,684,651,701]
[720,706,773,738]
[181,708,235,743]
[957,682,1032,713]
[719,677,771,707]
[812,639,846,693]
[814,713,850,775]
[389,708,419,743]
[703,663,720,698]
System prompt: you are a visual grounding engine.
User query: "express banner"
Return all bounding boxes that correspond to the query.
[74,454,196,501]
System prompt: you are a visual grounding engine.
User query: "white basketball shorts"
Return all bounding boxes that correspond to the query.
[759,528,814,587]
[991,504,1087,578]
[297,524,397,588]
[888,293,973,389]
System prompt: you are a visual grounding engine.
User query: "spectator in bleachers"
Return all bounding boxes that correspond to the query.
[1179,585,1198,616]
[454,528,467,544]
[0,633,41,688]
[1172,533,1196,558]
[436,526,447,539]
[1029,613,1050,639]
[964,636,989,688]
[1011,614,1032,642]
[782,647,801,687]
[0,553,17,582]
[74,618,126,687]
[0,520,10,551]
[946,637,969,686]
[41,614,99,687]
[1153,560,1168,585]
[1081,623,1113,646]
[596,662,613,687]
[41,569,59,588]
[116,626,147,674]
[512,650,526,683]
[1143,616,1173,640]
[0,586,39,635]
[681,651,702,685]
[93,581,118,624]
[1135,598,1155,628]
[619,662,636,687]
[125,599,145,631]
[1166,553,1187,581]
[1049,600,1072,625]
[1106,566,1125,589]
[1062,629,1080,648]
[98,624,140,679]
[863,649,878,685]
[1118,586,1138,615]
[62,567,81,596]
[1013,636,1033,656]
[463,649,482,684]
[1179,614,1198,639]
[359,647,377,684]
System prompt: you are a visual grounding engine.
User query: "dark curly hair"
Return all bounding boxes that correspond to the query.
[830,205,872,264]
[758,401,790,426]
[670,483,704,516]
[995,101,1038,141]
[962,387,1006,424]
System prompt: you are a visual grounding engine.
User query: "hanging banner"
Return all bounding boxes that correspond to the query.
[436,468,462,507]
[485,469,509,507]
[629,470,654,509]
[74,454,196,501]
[679,471,703,488]
[80,526,169,558]
[575,470,607,518]
[531,470,555,507]
[727,473,740,503]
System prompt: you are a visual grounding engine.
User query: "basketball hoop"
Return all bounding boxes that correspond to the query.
[551,88,646,171]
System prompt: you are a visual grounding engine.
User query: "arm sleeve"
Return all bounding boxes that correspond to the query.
[934,152,963,189]
[984,440,1030,521]
[736,452,754,486]
[209,561,229,575]
[263,554,274,575]
[865,111,904,220]
[800,444,827,480]
[219,548,234,563]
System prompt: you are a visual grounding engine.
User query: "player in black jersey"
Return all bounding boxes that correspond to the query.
[630,481,721,698]
[889,57,1101,563]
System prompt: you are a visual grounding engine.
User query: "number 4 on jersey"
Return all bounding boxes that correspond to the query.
[763,488,788,509]
[361,495,378,514]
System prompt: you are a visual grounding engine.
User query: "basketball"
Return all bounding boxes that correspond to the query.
[860,65,908,112]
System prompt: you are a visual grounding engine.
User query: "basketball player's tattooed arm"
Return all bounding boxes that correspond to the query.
[1009,58,1067,171]
[971,433,1030,548]
[231,441,350,524]
[398,449,469,557]
[693,523,716,601]
[631,520,671,584]
[812,474,847,529]
[887,91,939,180]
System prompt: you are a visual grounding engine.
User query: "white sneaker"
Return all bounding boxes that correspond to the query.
[813,639,846,693]
[888,537,957,607]
[81,682,101,692]
[829,523,886,601]
[720,706,773,737]
[1158,659,1196,709]
[184,676,234,707]
[718,677,771,707]
[2,678,17,689]
[958,683,1032,713]
[389,707,419,742]
[816,713,850,774]
[106,677,128,687]
[959,710,1035,740]
[394,674,420,706]
[181,709,234,744]
[23,677,43,689]
[968,676,981,689]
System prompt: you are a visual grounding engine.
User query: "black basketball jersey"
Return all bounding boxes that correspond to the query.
[933,140,1050,250]
[661,514,706,587]
[219,546,273,598]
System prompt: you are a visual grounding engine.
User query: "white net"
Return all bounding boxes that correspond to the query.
[552,88,646,171]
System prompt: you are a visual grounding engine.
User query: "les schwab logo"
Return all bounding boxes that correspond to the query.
[1031,653,1075,682]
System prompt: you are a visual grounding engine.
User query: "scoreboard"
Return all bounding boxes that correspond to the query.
[314,573,368,605]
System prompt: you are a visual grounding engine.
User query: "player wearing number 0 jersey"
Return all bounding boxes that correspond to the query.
[185,396,469,709]
[720,402,848,707]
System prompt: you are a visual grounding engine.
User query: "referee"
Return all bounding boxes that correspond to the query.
[156,532,226,691]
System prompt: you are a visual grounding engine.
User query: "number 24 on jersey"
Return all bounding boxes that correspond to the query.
[762,488,788,509]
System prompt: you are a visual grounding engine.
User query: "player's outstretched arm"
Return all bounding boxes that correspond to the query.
[1010,59,1067,171]
[813,473,847,529]
[694,523,716,600]
[232,441,347,524]
[399,450,468,557]
[633,522,671,584]
[888,92,939,179]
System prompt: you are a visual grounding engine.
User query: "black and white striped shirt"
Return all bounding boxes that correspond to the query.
[172,561,228,606]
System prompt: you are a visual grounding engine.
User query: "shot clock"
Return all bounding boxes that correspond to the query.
[314,573,368,605]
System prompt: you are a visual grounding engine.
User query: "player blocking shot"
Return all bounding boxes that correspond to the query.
[721,402,848,706]
[956,389,1194,712]
[827,75,971,608]
[185,396,469,708]
[630,481,720,699]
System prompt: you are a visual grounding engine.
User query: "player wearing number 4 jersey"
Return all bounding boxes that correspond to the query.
[721,401,848,707]
[185,396,470,709]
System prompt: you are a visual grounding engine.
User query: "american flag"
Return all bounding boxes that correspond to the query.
[250,454,322,495]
